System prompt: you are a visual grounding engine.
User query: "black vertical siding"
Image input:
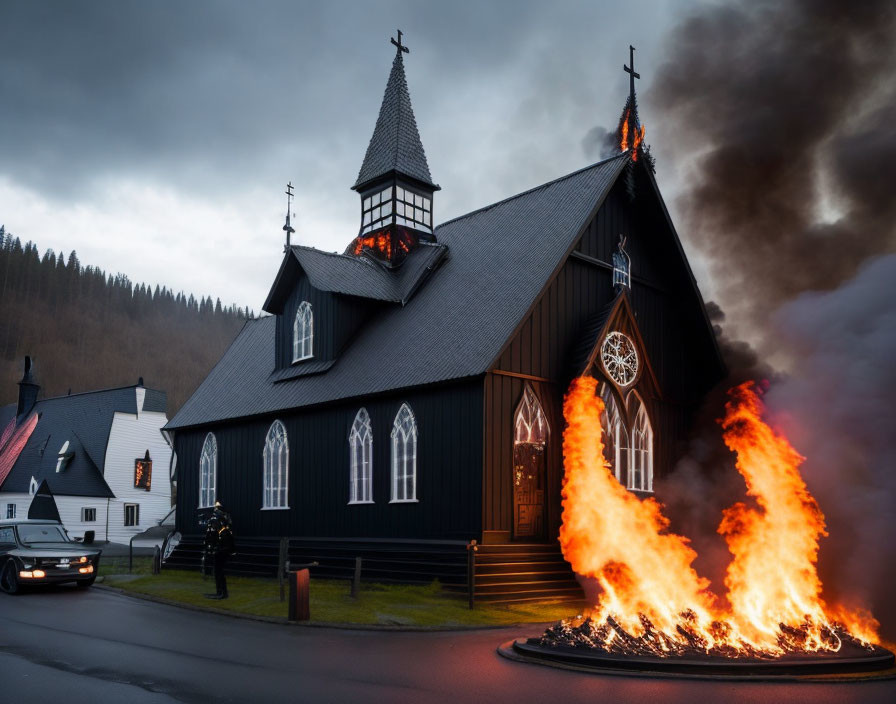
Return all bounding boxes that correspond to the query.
[483,176,722,535]
[175,379,483,541]
[275,275,375,369]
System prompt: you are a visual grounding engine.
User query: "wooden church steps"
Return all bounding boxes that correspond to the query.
[164,537,584,605]
[469,542,585,604]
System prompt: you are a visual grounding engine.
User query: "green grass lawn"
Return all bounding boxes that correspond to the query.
[100,568,580,627]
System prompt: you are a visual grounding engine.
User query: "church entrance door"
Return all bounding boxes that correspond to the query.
[513,441,545,540]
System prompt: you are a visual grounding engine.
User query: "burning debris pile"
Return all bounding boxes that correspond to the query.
[542,376,883,662]
[538,614,871,660]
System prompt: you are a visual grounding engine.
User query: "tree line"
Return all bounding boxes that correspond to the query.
[0,224,251,416]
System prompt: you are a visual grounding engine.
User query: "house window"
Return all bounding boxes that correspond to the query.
[629,395,654,492]
[292,301,313,362]
[5,504,15,519]
[124,504,139,527]
[82,507,96,522]
[29,476,38,496]
[390,403,417,502]
[349,408,373,504]
[263,420,289,509]
[199,432,217,508]
[599,383,629,484]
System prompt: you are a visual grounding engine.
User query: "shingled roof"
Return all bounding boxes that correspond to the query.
[353,48,436,191]
[166,154,629,430]
[263,241,449,312]
[0,385,167,497]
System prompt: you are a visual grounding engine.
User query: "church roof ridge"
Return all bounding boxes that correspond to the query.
[437,153,630,230]
[352,42,435,191]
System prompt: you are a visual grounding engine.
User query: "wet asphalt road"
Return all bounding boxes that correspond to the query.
[0,586,894,704]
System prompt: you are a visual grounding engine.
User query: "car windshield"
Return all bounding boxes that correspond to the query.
[17,524,69,546]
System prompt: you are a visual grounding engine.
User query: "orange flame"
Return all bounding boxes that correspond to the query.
[558,377,877,656]
[619,109,645,161]
[719,382,879,647]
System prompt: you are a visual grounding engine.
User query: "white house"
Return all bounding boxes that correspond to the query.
[0,357,173,543]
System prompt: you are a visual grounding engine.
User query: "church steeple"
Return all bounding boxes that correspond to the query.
[615,44,652,169]
[348,31,439,268]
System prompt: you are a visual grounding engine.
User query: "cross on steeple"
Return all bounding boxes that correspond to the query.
[391,29,409,55]
[624,45,640,100]
[283,181,295,251]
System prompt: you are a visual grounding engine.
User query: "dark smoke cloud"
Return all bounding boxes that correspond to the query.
[765,254,896,637]
[649,0,896,335]
[649,0,896,638]
[581,125,619,163]
[656,304,776,606]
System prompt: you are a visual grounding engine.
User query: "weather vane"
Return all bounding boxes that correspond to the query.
[283,181,295,251]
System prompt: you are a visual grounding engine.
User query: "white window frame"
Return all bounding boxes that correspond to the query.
[292,301,313,362]
[390,403,418,503]
[349,408,374,504]
[599,383,629,484]
[5,504,15,519]
[199,432,217,508]
[81,507,97,522]
[124,503,139,527]
[514,385,549,446]
[628,394,654,493]
[262,420,289,509]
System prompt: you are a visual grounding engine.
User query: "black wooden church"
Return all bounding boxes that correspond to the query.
[164,38,724,602]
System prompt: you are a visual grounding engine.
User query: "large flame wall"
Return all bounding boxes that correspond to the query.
[559,376,878,655]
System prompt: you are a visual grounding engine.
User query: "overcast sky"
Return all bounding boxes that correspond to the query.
[0,0,704,311]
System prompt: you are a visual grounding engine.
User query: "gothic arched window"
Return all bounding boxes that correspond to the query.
[293,301,313,362]
[599,383,629,484]
[629,394,654,492]
[391,404,417,502]
[199,432,217,508]
[263,420,289,509]
[349,408,373,504]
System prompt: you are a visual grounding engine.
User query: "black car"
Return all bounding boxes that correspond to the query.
[0,519,102,594]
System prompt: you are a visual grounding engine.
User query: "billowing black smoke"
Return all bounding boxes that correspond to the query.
[649,0,896,332]
[649,0,896,637]
[765,255,896,637]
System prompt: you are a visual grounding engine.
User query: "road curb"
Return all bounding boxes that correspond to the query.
[92,582,553,633]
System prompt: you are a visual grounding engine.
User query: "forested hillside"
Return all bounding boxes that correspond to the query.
[0,225,251,416]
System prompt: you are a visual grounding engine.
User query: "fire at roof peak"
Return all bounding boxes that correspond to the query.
[616,45,654,170]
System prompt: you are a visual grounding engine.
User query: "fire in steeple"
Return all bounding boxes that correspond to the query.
[616,45,653,169]
[347,30,439,268]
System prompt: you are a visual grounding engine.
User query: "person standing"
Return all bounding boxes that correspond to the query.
[203,501,235,599]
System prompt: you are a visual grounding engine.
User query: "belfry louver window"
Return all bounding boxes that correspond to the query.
[394,186,431,232]
[359,185,432,236]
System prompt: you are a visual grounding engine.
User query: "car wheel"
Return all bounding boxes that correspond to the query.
[76,576,96,589]
[0,560,20,595]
